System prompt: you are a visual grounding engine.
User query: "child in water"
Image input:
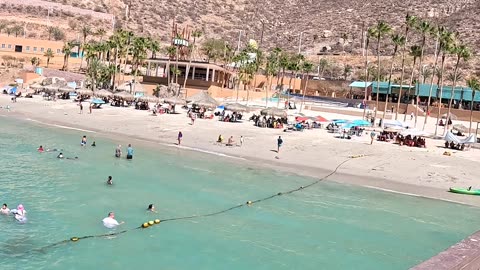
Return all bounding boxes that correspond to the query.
[107,176,113,185]
[147,204,157,213]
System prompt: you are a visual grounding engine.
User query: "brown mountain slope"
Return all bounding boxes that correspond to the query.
[0,0,479,55]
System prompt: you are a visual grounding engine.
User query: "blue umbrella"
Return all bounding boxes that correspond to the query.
[350,119,371,127]
[332,119,348,124]
[90,98,105,105]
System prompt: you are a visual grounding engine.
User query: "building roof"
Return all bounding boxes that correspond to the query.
[349,81,371,88]
[146,58,227,72]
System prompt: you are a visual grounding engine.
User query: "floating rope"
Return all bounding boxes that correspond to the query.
[33,156,362,253]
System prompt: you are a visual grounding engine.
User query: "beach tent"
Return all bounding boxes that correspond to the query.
[400,129,429,137]
[444,131,476,144]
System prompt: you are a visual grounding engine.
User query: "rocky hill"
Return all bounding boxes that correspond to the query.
[0,0,479,55]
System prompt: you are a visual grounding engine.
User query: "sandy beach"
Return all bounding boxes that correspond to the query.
[2,95,480,207]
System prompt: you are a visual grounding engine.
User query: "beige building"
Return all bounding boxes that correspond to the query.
[0,35,65,56]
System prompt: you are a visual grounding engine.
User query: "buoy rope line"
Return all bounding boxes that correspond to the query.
[33,156,364,253]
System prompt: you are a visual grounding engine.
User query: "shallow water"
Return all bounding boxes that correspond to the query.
[1,117,479,270]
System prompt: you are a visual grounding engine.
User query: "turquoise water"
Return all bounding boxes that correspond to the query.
[1,117,480,270]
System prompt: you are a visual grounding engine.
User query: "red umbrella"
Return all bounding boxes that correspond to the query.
[316,116,329,122]
[295,116,309,122]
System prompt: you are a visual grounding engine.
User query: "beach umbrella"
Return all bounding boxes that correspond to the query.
[44,84,59,93]
[223,103,249,112]
[29,83,44,91]
[192,93,219,108]
[400,129,429,137]
[316,115,329,122]
[95,89,113,98]
[138,95,160,103]
[89,98,106,105]
[441,113,457,120]
[114,91,135,101]
[453,124,468,133]
[164,96,186,105]
[187,91,212,103]
[260,107,287,117]
[384,126,404,132]
[332,119,348,124]
[58,86,75,93]
[350,119,372,127]
[75,89,93,96]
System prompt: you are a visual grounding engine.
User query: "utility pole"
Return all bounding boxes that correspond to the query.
[236,30,243,54]
[298,32,303,54]
[259,20,265,50]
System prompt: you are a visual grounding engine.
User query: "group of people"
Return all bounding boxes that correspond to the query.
[115,144,134,159]
[102,204,157,229]
[1,203,27,223]
[395,135,427,147]
[216,135,244,147]
[219,111,242,123]
[251,114,287,129]
[444,141,467,151]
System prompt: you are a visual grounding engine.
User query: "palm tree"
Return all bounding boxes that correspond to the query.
[422,26,443,130]
[466,77,479,135]
[413,20,432,127]
[434,31,456,136]
[165,46,177,84]
[382,33,405,125]
[362,27,375,119]
[371,21,392,122]
[31,57,40,67]
[44,49,54,68]
[265,50,279,108]
[183,30,202,98]
[131,36,148,92]
[318,58,329,78]
[444,43,471,133]
[404,45,422,122]
[62,42,72,71]
[96,28,107,41]
[299,61,314,112]
[79,26,91,70]
[395,14,417,120]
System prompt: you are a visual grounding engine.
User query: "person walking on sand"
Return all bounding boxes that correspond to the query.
[277,136,283,153]
[177,131,183,145]
[410,112,414,120]
[240,136,244,146]
[89,103,92,114]
[370,130,376,145]
[79,101,83,114]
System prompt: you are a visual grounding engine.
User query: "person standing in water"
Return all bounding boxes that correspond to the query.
[38,145,44,152]
[115,145,122,158]
[107,176,113,185]
[81,136,87,146]
[102,212,124,229]
[177,131,183,145]
[126,144,133,160]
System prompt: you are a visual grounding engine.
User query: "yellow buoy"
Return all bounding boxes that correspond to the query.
[148,221,154,225]
[154,219,161,224]
[70,237,79,242]
[142,222,149,228]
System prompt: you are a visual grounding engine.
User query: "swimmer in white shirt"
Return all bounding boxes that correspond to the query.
[102,212,124,229]
[0,203,10,214]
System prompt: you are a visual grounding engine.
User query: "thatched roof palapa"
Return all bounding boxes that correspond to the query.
[95,89,113,98]
[164,96,186,105]
[113,91,135,101]
[260,107,287,117]
[223,103,249,112]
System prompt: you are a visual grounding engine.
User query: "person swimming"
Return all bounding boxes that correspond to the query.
[12,204,27,223]
[147,204,157,213]
[0,203,10,214]
[91,141,96,147]
[107,176,113,185]
[57,153,64,159]
[38,146,44,152]
[57,153,78,160]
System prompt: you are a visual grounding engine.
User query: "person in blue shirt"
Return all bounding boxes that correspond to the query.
[126,144,134,160]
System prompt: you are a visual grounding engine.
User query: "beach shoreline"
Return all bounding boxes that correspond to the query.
[2,95,480,207]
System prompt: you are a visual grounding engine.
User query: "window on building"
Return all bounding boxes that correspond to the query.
[7,44,11,49]
[33,47,37,52]
[1,44,5,48]
[26,46,30,51]
[40,48,44,52]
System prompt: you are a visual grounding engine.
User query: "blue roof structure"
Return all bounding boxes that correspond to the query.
[349,81,371,88]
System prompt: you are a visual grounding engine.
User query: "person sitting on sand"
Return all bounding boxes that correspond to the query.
[217,135,224,143]
[107,176,113,185]
[147,204,157,213]
[226,136,235,146]
[1,203,10,214]
[102,212,124,229]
